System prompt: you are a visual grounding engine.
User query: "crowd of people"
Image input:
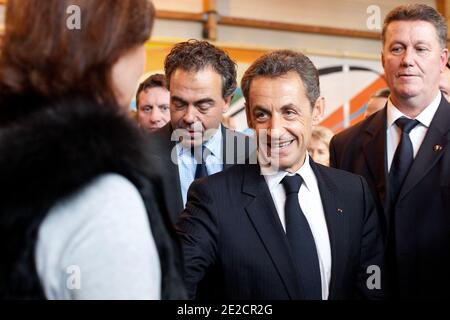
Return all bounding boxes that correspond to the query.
[0,1,449,300]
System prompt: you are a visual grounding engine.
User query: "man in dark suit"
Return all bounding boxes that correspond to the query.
[177,50,385,300]
[147,40,255,224]
[330,4,450,299]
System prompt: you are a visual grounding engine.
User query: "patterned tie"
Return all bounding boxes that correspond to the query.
[192,145,208,179]
[282,174,322,299]
[389,117,420,203]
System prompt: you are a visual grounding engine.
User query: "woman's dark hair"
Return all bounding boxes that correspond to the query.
[0,0,154,106]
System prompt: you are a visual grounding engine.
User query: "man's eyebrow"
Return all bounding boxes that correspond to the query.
[252,105,270,113]
[280,103,299,110]
[388,40,404,45]
[171,96,187,104]
[194,98,215,105]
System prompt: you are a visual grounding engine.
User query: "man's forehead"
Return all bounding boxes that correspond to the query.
[385,20,439,40]
[172,65,220,79]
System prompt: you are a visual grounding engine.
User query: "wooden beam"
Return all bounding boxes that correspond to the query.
[155,9,381,41]
[436,0,447,17]
[218,15,381,40]
[0,0,4,43]
[155,10,204,23]
[203,0,217,41]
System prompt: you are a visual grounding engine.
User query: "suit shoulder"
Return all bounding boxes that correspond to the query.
[204,163,246,183]
[190,164,246,190]
[316,163,365,186]
[331,112,382,145]
[223,127,255,142]
[147,125,171,142]
[145,125,174,151]
[332,118,368,143]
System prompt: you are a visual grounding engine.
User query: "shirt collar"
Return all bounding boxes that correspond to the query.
[177,125,223,159]
[387,91,441,129]
[263,154,315,192]
[203,125,223,158]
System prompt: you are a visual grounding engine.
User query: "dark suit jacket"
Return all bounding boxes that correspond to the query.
[177,161,385,300]
[329,98,450,299]
[146,123,256,224]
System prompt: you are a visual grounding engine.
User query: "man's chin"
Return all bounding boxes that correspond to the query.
[172,126,203,145]
[395,86,421,98]
[147,127,160,133]
[180,136,203,148]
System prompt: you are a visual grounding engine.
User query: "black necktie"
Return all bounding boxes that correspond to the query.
[386,117,419,295]
[389,117,420,203]
[282,174,322,299]
[192,146,208,179]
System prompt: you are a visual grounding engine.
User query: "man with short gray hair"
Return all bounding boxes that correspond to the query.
[330,4,450,299]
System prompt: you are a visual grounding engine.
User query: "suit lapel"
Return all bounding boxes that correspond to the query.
[222,125,250,170]
[164,124,249,222]
[363,109,389,219]
[398,99,450,201]
[158,124,184,223]
[242,164,303,299]
[221,125,233,171]
[310,161,347,300]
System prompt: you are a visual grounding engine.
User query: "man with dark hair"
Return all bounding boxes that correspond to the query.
[177,50,385,300]
[136,73,170,132]
[146,40,254,224]
[330,4,450,299]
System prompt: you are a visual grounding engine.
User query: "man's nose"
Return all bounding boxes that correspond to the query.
[400,47,415,68]
[268,114,283,138]
[149,109,162,124]
[183,105,197,124]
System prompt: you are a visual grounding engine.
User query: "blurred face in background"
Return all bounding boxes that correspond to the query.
[137,87,170,132]
[365,96,388,118]
[308,137,330,166]
[111,45,147,111]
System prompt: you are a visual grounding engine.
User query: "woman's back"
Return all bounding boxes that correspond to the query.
[0,94,186,299]
[0,0,186,299]
[36,173,161,300]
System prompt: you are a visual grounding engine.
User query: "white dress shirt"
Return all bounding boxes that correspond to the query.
[386,92,441,171]
[263,155,332,300]
[176,127,224,206]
